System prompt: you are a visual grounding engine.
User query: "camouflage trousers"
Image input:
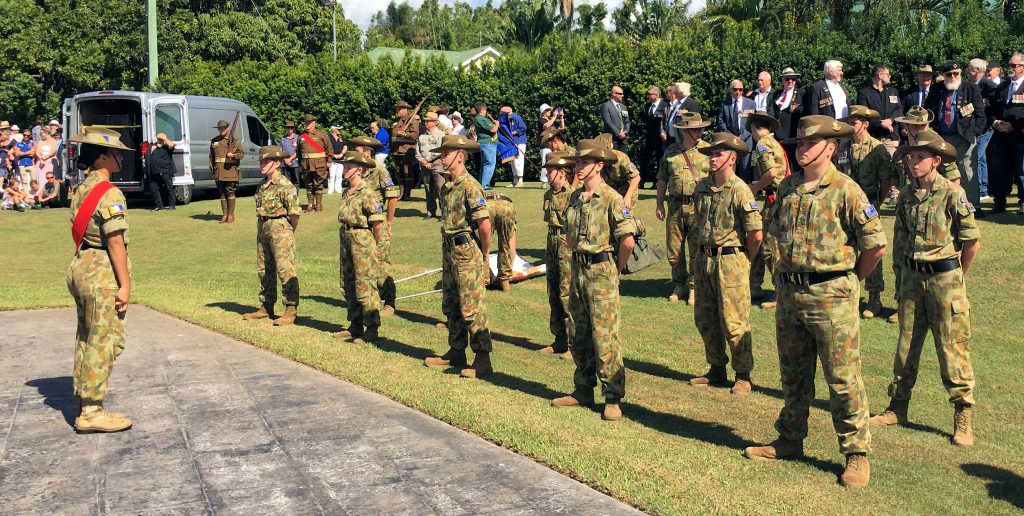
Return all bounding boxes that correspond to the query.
[749,202,775,290]
[666,200,697,289]
[257,218,299,308]
[546,229,573,350]
[339,228,381,328]
[774,272,871,455]
[67,249,128,403]
[888,267,975,405]
[377,224,396,307]
[304,168,328,201]
[489,199,517,282]
[694,252,753,374]
[569,259,626,400]
[442,238,492,352]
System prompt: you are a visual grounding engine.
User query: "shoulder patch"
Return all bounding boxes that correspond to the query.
[385,179,394,186]
[757,145,768,154]
[289,188,297,197]
[864,205,878,219]
[621,203,632,218]
[108,203,125,216]
[750,201,760,210]
[375,203,383,212]
[476,197,486,206]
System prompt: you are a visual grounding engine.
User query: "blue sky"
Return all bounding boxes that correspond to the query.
[338,0,637,32]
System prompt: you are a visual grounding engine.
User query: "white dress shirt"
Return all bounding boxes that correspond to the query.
[826,80,848,118]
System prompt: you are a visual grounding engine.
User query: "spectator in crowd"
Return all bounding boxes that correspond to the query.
[771,67,803,170]
[640,86,669,189]
[147,132,177,211]
[14,127,35,187]
[925,60,986,205]
[749,71,775,113]
[717,79,756,175]
[53,127,64,178]
[0,121,13,183]
[451,112,466,137]
[600,85,631,152]
[36,172,61,208]
[31,118,43,142]
[498,105,528,187]
[370,118,390,164]
[970,58,998,201]
[2,177,29,211]
[280,120,300,184]
[902,65,935,113]
[10,124,22,142]
[988,61,1004,84]
[34,127,57,187]
[856,64,904,156]
[48,119,60,136]
[663,82,701,146]
[804,60,849,119]
[538,103,556,185]
[474,102,499,189]
[989,51,1024,215]
[26,179,42,208]
[436,105,454,134]
[327,124,346,195]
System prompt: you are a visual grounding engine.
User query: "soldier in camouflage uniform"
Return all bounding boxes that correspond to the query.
[209,119,244,223]
[689,133,763,394]
[596,133,643,236]
[744,116,887,489]
[537,150,577,360]
[655,112,711,305]
[416,111,447,218]
[296,114,330,212]
[551,139,637,422]
[836,106,893,319]
[350,135,400,314]
[390,100,420,201]
[333,151,387,344]
[540,126,578,187]
[869,131,980,447]
[243,146,302,326]
[746,112,787,309]
[67,127,135,433]
[424,135,496,379]
[485,193,517,292]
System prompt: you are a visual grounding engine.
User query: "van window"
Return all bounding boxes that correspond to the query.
[247,116,271,146]
[155,104,184,141]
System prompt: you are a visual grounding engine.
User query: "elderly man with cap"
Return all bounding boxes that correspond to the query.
[746,111,787,309]
[551,139,637,422]
[856,64,904,157]
[655,111,711,305]
[296,114,331,212]
[988,50,1024,215]
[688,132,763,394]
[903,64,936,113]
[924,60,986,205]
[771,67,804,170]
[350,135,400,314]
[743,115,887,489]
[209,119,244,223]
[280,120,300,184]
[537,150,578,360]
[391,100,421,200]
[869,129,980,447]
[243,145,302,326]
[66,126,135,433]
[424,135,496,379]
[416,111,446,218]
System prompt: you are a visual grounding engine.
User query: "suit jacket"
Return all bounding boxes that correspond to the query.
[770,87,803,140]
[643,99,669,141]
[990,79,1024,144]
[717,96,756,143]
[925,82,986,140]
[662,97,702,139]
[901,84,935,114]
[976,77,1000,131]
[600,99,630,142]
[856,84,904,140]
[802,79,848,119]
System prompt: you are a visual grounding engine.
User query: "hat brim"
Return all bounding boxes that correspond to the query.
[744,115,779,134]
[69,135,134,151]
[432,144,480,154]
[894,112,935,125]
[697,144,749,156]
[779,130,855,145]
[840,113,881,123]
[575,149,618,164]
[901,143,957,162]
[673,120,712,130]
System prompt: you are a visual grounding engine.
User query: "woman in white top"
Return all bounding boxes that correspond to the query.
[34,128,57,186]
[451,112,466,137]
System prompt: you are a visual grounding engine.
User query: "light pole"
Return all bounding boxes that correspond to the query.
[318,0,338,63]
[147,0,158,86]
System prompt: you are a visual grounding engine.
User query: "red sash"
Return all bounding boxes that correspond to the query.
[300,133,325,154]
[72,181,116,251]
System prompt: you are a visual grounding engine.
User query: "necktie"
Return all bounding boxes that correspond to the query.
[779,90,788,105]
[944,94,953,126]
[920,89,927,106]
[1009,82,1018,103]
[649,102,655,116]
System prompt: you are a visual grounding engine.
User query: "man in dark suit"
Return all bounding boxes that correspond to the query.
[639,85,669,188]
[969,58,999,202]
[717,79,756,178]
[802,60,849,119]
[856,64,904,156]
[600,85,630,152]
[925,60,987,204]
[771,67,803,170]
[662,82,702,147]
[901,65,935,114]
[988,51,1024,214]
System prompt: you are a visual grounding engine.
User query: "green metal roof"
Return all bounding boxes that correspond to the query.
[365,46,501,68]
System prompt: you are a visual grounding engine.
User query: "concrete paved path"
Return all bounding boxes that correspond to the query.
[0,307,640,515]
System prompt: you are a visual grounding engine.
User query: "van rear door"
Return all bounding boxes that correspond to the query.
[147,96,193,189]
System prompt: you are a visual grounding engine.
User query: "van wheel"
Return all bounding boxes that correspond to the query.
[176,184,193,205]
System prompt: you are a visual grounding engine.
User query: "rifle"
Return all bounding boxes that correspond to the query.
[227,111,241,158]
[399,96,429,135]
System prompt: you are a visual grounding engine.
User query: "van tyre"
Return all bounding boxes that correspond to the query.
[176,184,193,205]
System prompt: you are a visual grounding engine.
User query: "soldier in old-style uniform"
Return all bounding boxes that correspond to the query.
[869,130,980,447]
[243,146,302,326]
[209,119,244,223]
[67,127,135,433]
[332,151,387,344]
[390,100,420,201]
[537,151,577,360]
[424,135,496,379]
[745,112,787,309]
[416,111,446,218]
[744,116,887,489]
[655,112,711,305]
[689,133,763,394]
[349,135,400,315]
[551,139,637,422]
[485,193,517,292]
[296,114,330,212]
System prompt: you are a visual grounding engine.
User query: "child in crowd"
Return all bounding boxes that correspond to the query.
[26,179,43,208]
[2,178,30,211]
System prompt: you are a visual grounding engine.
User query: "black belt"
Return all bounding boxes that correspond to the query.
[701,246,743,257]
[905,257,960,274]
[79,242,108,251]
[573,251,612,265]
[444,233,473,246]
[485,193,513,203]
[779,270,850,286]
[671,195,693,204]
[258,215,287,222]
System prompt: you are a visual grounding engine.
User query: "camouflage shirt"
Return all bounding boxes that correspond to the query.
[602,149,640,204]
[255,172,301,218]
[440,167,489,237]
[835,135,892,198]
[337,181,385,228]
[894,174,980,264]
[543,182,577,230]
[565,182,637,254]
[70,171,129,248]
[893,146,960,183]
[751,134,787,190]
[366,162,401,201]
[693,173,762,248]
[768,163,887,273]
[658,140,710,199]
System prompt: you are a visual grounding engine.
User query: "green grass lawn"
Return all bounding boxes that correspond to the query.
[3,184,1024,514]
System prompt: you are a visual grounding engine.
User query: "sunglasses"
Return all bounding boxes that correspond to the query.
[944,71,961,77]
[1010,63,1024,69]
[732,87,744,91]
[782,77,796,81]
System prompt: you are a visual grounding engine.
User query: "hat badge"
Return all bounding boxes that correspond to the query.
[798,128,807,137]
[832,121,840,131]
[940,142,947,150]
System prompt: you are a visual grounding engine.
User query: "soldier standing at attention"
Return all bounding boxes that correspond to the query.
[746,112,787,310]
[688,133,763,393]
[67,127,134,433]
[539,126,577,156]
[416,111,446,218]
[210,119,244,223]
[744,115,887,489]
[537,151,577,360]
[869,131,980,447]
[485,193,517,292]
[296,114,330,213]
[349,135,400,315]
[551,139,637,422]
[656,112,711,305]
[333,151,387,344]
[390,100,420,201]
[243,146,302,326]
[424,135,495,379]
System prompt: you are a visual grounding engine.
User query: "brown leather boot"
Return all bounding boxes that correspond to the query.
[500,279,511,292]
[551,389,594,407]
[353,326,379,345]
[425,349,467,368]
[602,399,622,421]
[690,366,728,387]
[687,290,696,306]
[243,306,273,320]
[840,453,871,488]
[668,284,684,302]
[75,401,132,434]
[953,405,975,447]
[333,324,364,339]
[380,305,395,317]
[731,373,752,394]
[886,312,899,324]
[558,350,573,360]
[226,198,236,223]
[315,194,324,211]
[751,285,765,300]
[273,306,297,326]
[434,322,447,329]
[759,297,777,310]
[743,438,804,460]
[460,351,493,378]
[862,292,882,319]
[539,336,568,355]
[869,398,909,426]
[219,198,228,223]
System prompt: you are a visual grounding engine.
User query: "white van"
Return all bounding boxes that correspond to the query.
[62,91,276,204]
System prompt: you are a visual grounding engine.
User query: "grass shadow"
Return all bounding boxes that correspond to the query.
[492,331,545,351]
[961,463,1024,509]
[374,336,436,361]
[902,420,951,439]
[301,295,347,309]
[188,212,224,222]
[395,309,442,327]
[24,376,77,427]
[298,315,344,334]
[206,301,252,316]
[481,371,564,400]
[619,278,673,299]
[514,248,546,263]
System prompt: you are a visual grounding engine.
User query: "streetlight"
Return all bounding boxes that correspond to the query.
[317,0,339,62]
